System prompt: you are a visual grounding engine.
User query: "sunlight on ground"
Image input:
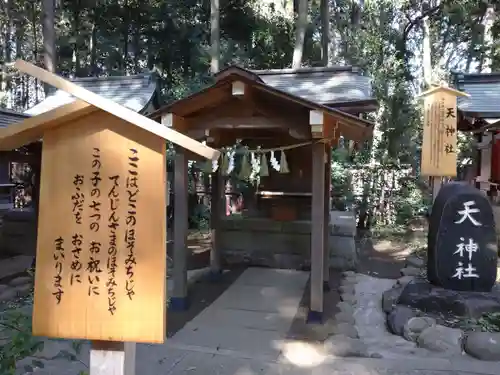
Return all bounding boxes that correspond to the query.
[280,340,327,368]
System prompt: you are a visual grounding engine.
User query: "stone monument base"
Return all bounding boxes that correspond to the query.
[397,278,500,319]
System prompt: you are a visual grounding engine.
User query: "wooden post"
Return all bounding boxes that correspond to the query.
[308,142,325,323]
[323,145,331,291]
[210,169,222,277]
[171,147,188,310]
[432,176,442,201]
[478,132,492,197]
[90,341,136,375]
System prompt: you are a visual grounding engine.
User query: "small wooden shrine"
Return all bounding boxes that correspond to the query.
[453,71,500,197]
[150,66,375,321]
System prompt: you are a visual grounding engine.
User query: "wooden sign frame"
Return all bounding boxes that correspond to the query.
[418,85,469,181]
[0,61,220,348]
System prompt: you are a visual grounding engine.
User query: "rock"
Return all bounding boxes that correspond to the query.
[8,276,31,287]
[14,283,32,297]
[0,288,17,303]
[339,285,355,295]
[337,301,355,315]
[417,325,463,355]
[382,287,402,313]
[464,332,500,361]
[387,305,416,336]
[403,316,436,342]
[398,279,500,318]
[406,255,425,269]
[397,276,415,287]
[325,334,368,357]
[400,267,421,277]
[335,311,355,325]
[342,271,356,278]
[340,294,356,304]
[332,323,358,339]
[341,276,357,286]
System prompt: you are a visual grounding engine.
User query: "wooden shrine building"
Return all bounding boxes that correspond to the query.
[150,65,376,321]
[453,71,500,198]
[0,72,162,257]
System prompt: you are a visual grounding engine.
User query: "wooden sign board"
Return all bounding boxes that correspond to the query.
[32,110,166,343]
[0,60,218,347]
[419,86,468,177]
[421,92,458,176]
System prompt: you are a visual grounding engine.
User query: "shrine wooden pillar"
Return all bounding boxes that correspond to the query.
[323,146,331,291]
[477,131,492,196]
[210,169,222,276]
[308,140,326,322]
[171,147,189,310]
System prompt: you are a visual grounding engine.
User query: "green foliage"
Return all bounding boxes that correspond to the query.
[463,312,500,333]
[0,311,44,374]
[0,307,87,374]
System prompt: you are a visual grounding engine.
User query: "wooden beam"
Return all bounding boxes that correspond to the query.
[232,81,245,96]
[310,110,323,138]
[323,146,331,290]
[0,101,96,151]
[171,148,189,310]
[309,141,326,323]
[169,84,232,117]
[14,60,220,161]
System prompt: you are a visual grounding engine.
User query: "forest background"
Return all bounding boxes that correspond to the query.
[1,0,499,230]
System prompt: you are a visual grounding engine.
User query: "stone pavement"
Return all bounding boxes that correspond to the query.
[31,341,500,375]
[169,267,310,359]
[14,267,500,374]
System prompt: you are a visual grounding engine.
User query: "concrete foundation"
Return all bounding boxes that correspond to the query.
[219,211,357,271]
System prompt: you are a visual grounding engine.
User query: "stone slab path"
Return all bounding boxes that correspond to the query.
[168,267,309,360]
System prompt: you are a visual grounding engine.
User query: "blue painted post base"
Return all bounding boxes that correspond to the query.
[207,270,223,282]
[306,310,323,324]
[169,297,189,311]
[323,281,331,292]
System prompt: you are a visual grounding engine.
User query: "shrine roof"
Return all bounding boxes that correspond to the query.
[251,66,375,108]
[453,71,500,118]
[0,60,219,160]
[150,66,374,139]
[0,108,29,129]
[25,73,159,116]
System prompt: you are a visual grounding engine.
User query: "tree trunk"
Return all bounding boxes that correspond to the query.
[320,0,330,66]
[292,0,308,69]
[1,0,13,95]
[422,16,432,88]
[42,0,56,92]
[479,5,495,73]
[122,0,130,74]
[90,8,98,76]
[210,0,220,74]
[32,3,39,102]
[72,6,81,76]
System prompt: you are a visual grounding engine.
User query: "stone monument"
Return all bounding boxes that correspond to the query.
[428,182,497,292]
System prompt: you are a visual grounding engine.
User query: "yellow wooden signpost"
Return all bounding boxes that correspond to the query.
[418,85,469,178]
[0,60,220,373]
